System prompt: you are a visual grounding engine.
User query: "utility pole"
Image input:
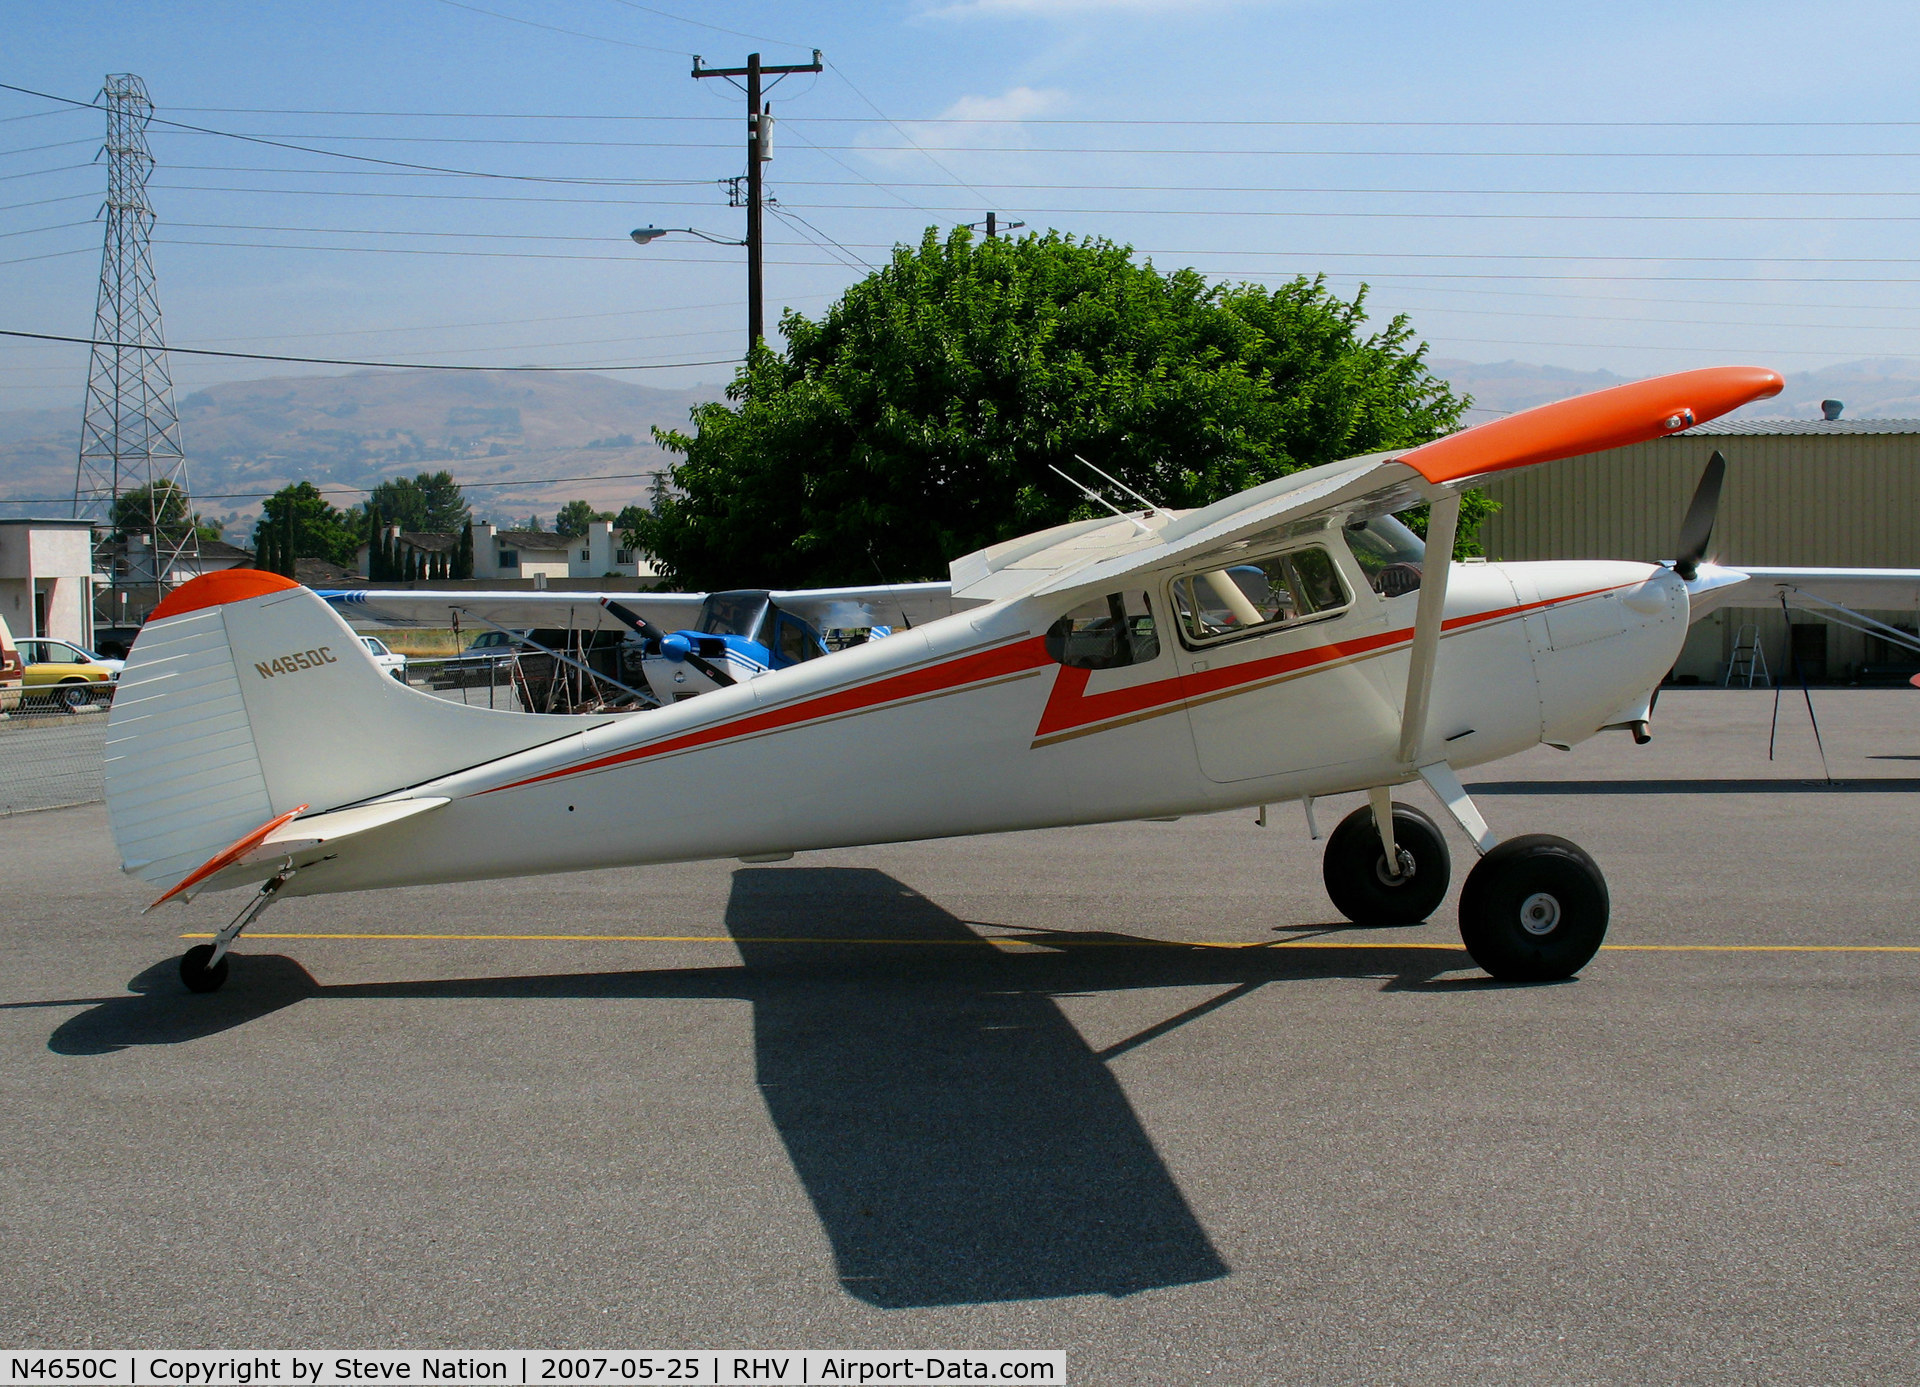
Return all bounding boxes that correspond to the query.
[72,73,197,630]
[970,213,1026,240]
[692,49,821,354]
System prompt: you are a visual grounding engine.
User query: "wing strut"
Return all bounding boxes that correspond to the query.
[1396,491,1460,767]
[1385,490,1504,860]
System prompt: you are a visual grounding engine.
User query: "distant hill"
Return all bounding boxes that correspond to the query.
[0,368,724,541]
[1431,357,1920,422]
[10,357,1919,542]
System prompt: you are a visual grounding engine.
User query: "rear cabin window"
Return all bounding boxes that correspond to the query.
[1171,547,1349,645]
[1342,514,1427,597]
[1045,591,1160,670]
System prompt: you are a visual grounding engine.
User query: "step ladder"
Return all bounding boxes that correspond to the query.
[1723,623,1771,687]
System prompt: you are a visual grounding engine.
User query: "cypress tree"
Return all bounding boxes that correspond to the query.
[455,521,474,579]
[363,506,382,580]
[281,506,296,578]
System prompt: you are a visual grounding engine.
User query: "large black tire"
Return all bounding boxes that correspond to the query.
[1322,801,1451,927]
[179,943,231,994]
[1458,834,1609,982]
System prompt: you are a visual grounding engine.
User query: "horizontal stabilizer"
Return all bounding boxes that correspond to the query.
[158,798,452,906]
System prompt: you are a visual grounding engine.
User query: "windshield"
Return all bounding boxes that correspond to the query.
[1342,514,1426,597]
[696,591,771,641]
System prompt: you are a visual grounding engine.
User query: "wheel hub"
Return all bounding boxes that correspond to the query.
[1519,891,1562,935]
[1374,848,1417,886]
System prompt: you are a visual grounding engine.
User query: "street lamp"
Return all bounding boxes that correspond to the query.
[629,226,746,248]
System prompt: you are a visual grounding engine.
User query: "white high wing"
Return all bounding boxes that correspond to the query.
[111,365,1885,994]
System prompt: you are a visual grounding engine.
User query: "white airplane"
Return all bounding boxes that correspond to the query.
[111,364,1850,996]
[320,581,971,705]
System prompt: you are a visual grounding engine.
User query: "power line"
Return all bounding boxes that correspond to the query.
[145,234,852,265]
[104,178,1920,221]
[427,0,691,55]
[0,83,704,185]
[112,104,1920,128]
[0,161,92,182]
[0,246,96,268]
[0,219,92,239]
[600,0,810,49]
[0,137,99,158]
[116,163,1920,195]
[3,468,676,504]
[0,327,741,371]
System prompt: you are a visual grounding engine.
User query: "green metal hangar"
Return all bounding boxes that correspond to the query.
[1474,411,1920,684]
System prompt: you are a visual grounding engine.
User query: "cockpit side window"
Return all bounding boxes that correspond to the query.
[1342,514,1426,598]
[1171,545,1351,646]
[1045,590,1160,670]
[697,591,772,640]
[774,612,823,664]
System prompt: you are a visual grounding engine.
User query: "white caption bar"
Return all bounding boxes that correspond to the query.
[1,1354,1065,1387]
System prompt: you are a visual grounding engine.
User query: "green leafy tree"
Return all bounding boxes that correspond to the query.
[369,470,469,534]
[111,479,223,547]
[635,229,1476,590]
[252,482,360,569]
[554,499,614,539]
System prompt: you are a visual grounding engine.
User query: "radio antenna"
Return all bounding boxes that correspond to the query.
[1072,454,1172,520]
[1048,464,1153,535]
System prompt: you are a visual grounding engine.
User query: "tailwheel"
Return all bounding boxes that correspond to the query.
[1322,801,1451,927]
[179,943,231,994]
[1458,835,1609,982]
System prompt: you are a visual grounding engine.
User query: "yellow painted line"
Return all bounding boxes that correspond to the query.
[1601,943,1920,953]
[176,932,1920,953]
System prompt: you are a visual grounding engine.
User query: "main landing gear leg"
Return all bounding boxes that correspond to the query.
[1416,763,1610,983]
[1322,795,1451,927]
[179,869,293,995]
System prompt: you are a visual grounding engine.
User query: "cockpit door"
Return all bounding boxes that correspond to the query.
[1174,543,1402,784]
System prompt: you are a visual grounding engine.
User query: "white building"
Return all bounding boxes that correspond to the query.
[474,521,655,581]
[358,521,657,583]
[0,519,97,646]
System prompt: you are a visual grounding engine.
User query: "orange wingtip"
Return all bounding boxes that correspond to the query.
[149,568,301,621]
[146,804,308,910]
[1401,365,1785,485]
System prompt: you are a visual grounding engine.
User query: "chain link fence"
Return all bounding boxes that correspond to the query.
[0,645,645,817]
[1,702,109,816]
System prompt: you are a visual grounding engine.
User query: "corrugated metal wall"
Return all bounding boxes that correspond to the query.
[1476,432,1920,682]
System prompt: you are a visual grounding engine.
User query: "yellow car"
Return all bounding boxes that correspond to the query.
[17,638,123,710]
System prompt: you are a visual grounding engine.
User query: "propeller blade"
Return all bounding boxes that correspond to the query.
[599,597,666,642]
[1673,450,1727,582]
[599,599,738,688]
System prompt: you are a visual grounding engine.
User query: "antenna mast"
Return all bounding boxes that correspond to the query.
[72,73,198,617]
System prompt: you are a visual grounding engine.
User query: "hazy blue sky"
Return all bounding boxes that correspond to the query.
[6,0,1920,410]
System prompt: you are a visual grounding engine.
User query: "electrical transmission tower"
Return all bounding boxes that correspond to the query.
[72,73,198,606]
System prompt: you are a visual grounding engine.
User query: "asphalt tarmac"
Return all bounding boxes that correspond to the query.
[2,688,1916,1384]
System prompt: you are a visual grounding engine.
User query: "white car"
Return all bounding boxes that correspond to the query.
[360,635,408,683]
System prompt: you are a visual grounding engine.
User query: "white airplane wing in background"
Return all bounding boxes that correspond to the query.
[321,588,705,632]
[319,580,972,634]
[765,581,978,630]
[1698,567,1920,615]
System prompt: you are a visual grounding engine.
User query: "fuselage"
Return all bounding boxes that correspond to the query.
[282,529,1688,897]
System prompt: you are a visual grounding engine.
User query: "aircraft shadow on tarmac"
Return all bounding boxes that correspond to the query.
[34,867,1478,1307]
